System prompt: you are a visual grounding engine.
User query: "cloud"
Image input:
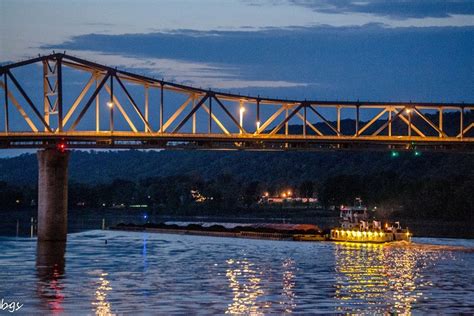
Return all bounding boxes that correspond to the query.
[287,0,474,19]
[2,0,474,62]
[44,23,473,101]
[64,50,309,90]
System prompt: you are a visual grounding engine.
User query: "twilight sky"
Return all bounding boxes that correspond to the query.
[0,0,472,158]
[1,0,473,101]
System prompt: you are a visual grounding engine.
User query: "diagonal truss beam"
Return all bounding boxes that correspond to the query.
[70,72,110,131]
[63,74,95,126]
[270,104,303,135]
[202,103,230,134]
[161,95,193,132]
[308,105,339,135]
[104,83,138,132]
[373,107,405,136]
[399,113,425,137]
[172,94,209,133]
[356,108,388,136]
[296,112,323,136]
[114,75,153,132]
[457,122,473,137]
[7,71,52,132]
[0,81,39,132]
[256,105,286,134]
[413,107,447,137]
[213,96,246,134]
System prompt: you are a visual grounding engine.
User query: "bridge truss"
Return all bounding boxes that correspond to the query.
[0,53,473,151]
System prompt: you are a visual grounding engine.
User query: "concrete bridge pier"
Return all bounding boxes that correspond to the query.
[37,148,70,242]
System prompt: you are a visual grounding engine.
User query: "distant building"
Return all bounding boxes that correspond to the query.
[259,195,318,204]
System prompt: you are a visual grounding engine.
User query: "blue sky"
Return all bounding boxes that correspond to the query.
[1,0,473,101]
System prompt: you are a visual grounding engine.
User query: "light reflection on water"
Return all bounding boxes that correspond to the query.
[225,258,264,314]
[0,231,473,314]
[36,241,66,314]
[92,271,113,316]
[334,242,436,314]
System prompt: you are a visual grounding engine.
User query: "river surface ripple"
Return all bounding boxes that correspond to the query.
[0,231,473,314]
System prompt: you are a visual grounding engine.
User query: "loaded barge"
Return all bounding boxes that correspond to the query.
[112,211,411,244]
[112,222,326,242]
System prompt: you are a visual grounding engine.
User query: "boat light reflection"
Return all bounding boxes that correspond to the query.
[92,272,113,316]
[225,259,264,314]
[334,242,438,314]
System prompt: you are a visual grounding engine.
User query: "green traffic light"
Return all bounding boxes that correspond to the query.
[414,150,421,157]
[391,151,399,158]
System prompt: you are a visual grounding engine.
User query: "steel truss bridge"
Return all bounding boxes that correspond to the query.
[0,53,473,152]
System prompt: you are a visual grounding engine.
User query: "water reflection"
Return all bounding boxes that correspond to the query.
[334,242,438,314]
[281,258,296,313]
[91,272,113,316]
[36,241,66,314]
[8,230,467,314]
[225,258,265,314]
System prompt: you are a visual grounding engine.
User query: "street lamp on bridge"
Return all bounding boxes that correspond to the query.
[239,106,246,134]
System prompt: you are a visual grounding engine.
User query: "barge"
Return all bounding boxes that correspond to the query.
[329,199,411,243]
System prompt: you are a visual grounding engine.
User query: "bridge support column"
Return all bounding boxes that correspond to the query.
[37,148,70,242]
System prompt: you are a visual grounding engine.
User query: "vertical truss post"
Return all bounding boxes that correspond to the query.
[41,57,62,132]
[3,73,8,133]
[208,93,212,133]
[303,103,307,137]
[42,61,50,130]
[388,107,392,137]
[57,57,63,132]
[144,85,149,132]
[355,105,360,136]
[337,105,341,135]
[239,100,243,134]
[160,83,164,133]
[285,105,289,148]
[256,98,260,131]
[460,107,464,139]
[439,107,443,137]
[408,108,412,137]
[95,73,100,132]
[192,95,196,134]
[109,75,114,132]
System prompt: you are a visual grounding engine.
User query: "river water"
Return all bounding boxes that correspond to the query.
[1,227,473,314]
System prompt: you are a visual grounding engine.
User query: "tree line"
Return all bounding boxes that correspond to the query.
[1,171,472,221]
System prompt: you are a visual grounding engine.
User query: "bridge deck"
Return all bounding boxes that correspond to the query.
[1,132,472,151]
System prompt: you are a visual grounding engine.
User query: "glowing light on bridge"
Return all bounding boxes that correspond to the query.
[239,106,246,134]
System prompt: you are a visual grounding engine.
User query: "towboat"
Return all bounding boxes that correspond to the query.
[329,199,411,243]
